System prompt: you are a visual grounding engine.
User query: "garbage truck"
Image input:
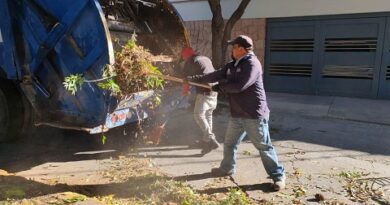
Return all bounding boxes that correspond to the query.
[0,0,189,141]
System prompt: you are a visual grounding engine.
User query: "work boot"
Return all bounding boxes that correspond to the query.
[201,139,219,155]
[273,175,286,191]
[211,167,234,177]
[192,140,203,148]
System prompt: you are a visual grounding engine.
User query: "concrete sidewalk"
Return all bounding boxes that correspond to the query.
[133,92,390,204]
[268,92,390,126]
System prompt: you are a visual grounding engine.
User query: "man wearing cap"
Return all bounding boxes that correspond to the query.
[187,35,286,191]
[180,47,220,155]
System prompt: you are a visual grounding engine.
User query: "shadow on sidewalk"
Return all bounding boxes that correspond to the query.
[199,183,274,195]
[269,115,390,156]
[129,153,204,158]
[173,172,275,194]
[0,174,167,201]
[173,172,213,181]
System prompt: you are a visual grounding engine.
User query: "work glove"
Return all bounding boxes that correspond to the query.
[182,80,190,96]
[186,75,202,83]
[211,84,222,92]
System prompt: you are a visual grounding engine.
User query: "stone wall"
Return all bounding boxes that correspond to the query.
[184,18,266,66]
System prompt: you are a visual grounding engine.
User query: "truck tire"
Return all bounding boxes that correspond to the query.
[0,87,10,141]
[0,79,33,142]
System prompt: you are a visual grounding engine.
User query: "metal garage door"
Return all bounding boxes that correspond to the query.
[317,18,385,98]
[265,13,390,99]
[378,17,390,99]
[265,21,317,94]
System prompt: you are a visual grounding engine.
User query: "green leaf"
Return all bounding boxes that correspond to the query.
[1,186,26,198]
[125,33,137,49]
[153,95,161,106]
[339,171,364,179]
[102,64,117,78]
[182,199,190,205]
[221,188,248,205]
[63,74,85,95]
[102,135,107,145]
[63,195,86,203]
[98,79,121,94]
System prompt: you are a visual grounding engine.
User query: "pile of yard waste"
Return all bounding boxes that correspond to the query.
[0,157,255,205]
[110,36,165,99]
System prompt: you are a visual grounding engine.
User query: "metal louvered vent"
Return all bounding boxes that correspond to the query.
[322,65,374,79]
[270,39,314,52]
[269,64,312,77]
[325,38,377,52]
[387,66,390,80]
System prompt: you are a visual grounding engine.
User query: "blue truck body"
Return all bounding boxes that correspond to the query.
[0,0,187,139]
[0,0,118,130]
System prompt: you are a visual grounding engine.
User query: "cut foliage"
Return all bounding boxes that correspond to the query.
[64,34,164,101]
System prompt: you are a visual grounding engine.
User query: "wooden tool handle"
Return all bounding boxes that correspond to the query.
[147,73,212,89]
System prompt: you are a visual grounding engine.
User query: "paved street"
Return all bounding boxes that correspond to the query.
[0,93,389,204]
[135,93,390,204]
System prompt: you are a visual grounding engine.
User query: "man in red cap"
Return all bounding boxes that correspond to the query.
[180,47,219,155]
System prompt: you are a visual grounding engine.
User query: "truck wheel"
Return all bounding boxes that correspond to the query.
[19,90,35,138]
[0,87,11,141]
[0,80,33,142]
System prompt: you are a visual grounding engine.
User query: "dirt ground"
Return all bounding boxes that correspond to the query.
[0,123,252,205]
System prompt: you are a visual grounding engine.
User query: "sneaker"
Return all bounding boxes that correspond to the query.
[211,167,234,177]
[273,175,286,191]
[201,139,219,154]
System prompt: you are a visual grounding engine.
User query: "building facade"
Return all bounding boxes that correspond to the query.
[170,0,390,99]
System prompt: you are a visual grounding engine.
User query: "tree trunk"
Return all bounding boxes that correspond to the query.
[208,0,224,69]
[221,0,251,64]
[208,0,251,68]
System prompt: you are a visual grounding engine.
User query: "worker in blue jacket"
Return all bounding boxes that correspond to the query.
[187,35,286,191]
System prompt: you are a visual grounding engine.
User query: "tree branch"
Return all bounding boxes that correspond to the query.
[208,0,251,68]
[208,0,225,68]
[225,0,251,38]
[222,0,251,62]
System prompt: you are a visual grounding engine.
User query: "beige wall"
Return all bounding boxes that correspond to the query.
[184,18,266,66]
[172,0,390,21]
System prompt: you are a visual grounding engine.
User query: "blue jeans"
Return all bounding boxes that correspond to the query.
[220,117,285,181]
